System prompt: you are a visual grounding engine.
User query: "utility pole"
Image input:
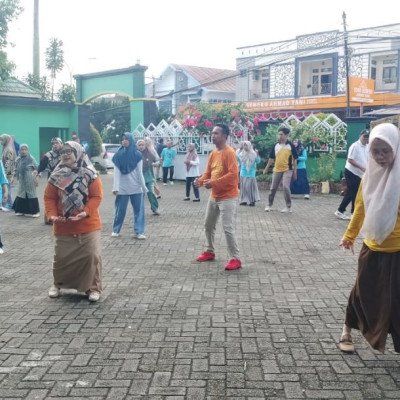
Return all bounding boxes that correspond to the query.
[343,11,351,118]
[33,0,40,76]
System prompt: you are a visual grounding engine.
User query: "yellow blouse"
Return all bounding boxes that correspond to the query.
[343,182,400,252]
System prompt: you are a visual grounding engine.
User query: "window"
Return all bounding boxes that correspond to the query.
[261,68,270,94]
[240,69,247,78]
[383,66,397,84]
[252,71,259,81]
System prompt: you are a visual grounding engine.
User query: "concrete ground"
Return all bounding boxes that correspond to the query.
[0,174,399,399]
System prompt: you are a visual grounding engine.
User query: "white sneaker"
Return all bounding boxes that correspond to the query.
[281,207,292,213]
[111,232,120,237]
[48,285,60,298]
[163,183,167,186]
[15,212,24,216]
[0,248,3,254]
[169,181,174,185]
[134,233,146,240]
[88,291,100,302]
[334,210,350,220]
[264,206,272,212]
[304,194,310,199]
[31,213,40,218]
[1,207,11,212]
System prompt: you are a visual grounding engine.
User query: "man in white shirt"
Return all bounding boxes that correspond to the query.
[335,129,369,220]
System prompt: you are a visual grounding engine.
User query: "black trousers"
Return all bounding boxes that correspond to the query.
[163,166,174,183]
[338,168,361,214]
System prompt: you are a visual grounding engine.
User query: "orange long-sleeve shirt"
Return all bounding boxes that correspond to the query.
[44,177,103,235]
[197,146,239,200]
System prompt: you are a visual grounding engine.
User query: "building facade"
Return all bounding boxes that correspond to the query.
[235,23,400,119]
[147,64,236,114]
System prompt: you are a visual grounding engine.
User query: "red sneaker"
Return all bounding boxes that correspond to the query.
[196,251,215,262]
[224,259,242,270]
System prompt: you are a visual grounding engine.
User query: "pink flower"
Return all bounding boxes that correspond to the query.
[230,110,239,117]
[312,137,319,143]
[234,116,240,122]
[236,130,243,137]
[256,129,261,134]
[204,120,213,129]
[321,144,327,150]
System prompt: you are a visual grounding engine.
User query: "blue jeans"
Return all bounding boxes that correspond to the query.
[112,194,145,235]
[2,182,12,209]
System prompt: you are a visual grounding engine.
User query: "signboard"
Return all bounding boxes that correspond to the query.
[349,77,374,104]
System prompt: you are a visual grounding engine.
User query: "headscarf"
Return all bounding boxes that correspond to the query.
[0,134,17,166]
[239,141,257,173]
[45,137,63,172]
[361,123,400,244]
[185,143,198,172]
[48,141,97,218]
[15,144,37,180]
[294,139,305,157]
[137,138,159,172]
[112,132,142,174]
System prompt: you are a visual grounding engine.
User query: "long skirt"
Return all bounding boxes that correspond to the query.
[345,244,400,353]
[12,195,40,215]
[53,230,102,293]
[239,177,260,204]
[290,168,310,195]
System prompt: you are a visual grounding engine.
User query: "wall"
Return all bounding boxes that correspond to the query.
[0,101,74,160]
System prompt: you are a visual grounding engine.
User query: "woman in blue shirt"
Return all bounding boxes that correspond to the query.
[0,161,9,254]
[290,139,310,199]
[238,141,260,206]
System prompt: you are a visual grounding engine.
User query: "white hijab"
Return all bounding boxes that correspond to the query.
[239,141,257,173]
[361,123,400,244]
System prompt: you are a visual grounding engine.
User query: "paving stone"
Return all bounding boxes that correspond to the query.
[0,176,400,399]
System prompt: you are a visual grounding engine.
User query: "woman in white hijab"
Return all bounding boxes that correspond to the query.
[339,123,400,354]
[238,141,260,206]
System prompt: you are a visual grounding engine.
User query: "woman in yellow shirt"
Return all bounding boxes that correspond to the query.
[339,123,400,354]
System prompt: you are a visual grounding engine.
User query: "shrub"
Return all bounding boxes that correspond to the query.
[89,123,102,157]
[312,152,337,182]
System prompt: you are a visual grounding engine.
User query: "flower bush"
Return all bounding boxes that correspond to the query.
[178,102,257,138]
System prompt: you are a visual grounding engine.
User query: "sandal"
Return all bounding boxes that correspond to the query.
[339,333,355,353]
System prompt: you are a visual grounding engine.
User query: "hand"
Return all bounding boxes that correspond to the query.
[68,211,87,221]
[292,171,297,181]
[2,193,7,204]
[339,238,354,254]
[8,176,14,184]
[194,178,200,188]
[203,179,212,189]
[50,216,67,224]
[263,168,269,175]
[113,191,119,196]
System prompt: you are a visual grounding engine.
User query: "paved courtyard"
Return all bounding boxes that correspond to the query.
[0,174,399,399]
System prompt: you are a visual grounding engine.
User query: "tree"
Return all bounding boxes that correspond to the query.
[45,38,64,100]
[90,97,130,142]
[23,73,50,100]
[0,0,22,48]
[0,0,22,84]
[57,84,75,103]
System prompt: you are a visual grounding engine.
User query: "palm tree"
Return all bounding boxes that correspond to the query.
[45,37,64,100]
[33,0,40,76]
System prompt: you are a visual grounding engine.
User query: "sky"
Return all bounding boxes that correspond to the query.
[5,0,400,87]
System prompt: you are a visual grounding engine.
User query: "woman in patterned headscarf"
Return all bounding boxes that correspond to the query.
[12,144,40,217]
[44,141,103,302]
[0,134,17,211]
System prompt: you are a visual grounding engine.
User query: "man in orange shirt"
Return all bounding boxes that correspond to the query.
[194,123,241,270]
